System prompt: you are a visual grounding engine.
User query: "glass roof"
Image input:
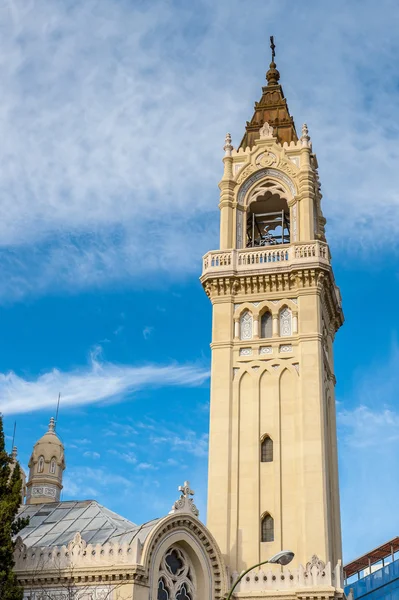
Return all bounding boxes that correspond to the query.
[17,500,160,548]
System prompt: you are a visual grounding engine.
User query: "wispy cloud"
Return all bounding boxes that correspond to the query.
[63,466,133,500]
[83,450,101,459]
[0,349,209,415]
[143,326,154,340]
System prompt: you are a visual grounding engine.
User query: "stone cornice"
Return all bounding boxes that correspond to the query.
[201,267,343,334]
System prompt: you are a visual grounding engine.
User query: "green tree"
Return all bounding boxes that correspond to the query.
[0,415,28,600]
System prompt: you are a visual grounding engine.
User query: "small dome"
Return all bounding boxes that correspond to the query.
[29,417,65,466]
[26,417,66,505]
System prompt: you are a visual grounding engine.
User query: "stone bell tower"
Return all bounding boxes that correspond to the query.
[201,39,344,576]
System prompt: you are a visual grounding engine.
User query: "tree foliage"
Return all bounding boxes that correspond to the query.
[0,415,27,600]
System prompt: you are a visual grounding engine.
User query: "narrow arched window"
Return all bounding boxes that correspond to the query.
[38,456,44,473]
[261,436,273,462]
[240,310,253,340]
[50,458,57,474]
[260,312,272,338]
[279,307,292,337]
[261,513,274,542]
[157,579,170,600]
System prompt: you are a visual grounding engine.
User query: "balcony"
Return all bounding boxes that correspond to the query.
[201,241,330,277]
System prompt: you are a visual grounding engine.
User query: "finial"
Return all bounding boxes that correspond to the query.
[48,417,55,432]
[301,123,311,148]
[270,35,276,62]
[179,481,194,498]
[223,132,233,156]
[169,480,199,517]
[11,446,17,461]
[266,35,280,86]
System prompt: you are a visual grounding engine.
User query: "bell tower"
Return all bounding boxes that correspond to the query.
[201,40,344,574]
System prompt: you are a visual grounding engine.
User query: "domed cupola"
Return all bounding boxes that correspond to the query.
[26,417,65,505]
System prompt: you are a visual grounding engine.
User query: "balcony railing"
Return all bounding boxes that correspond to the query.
[202,241,330,276]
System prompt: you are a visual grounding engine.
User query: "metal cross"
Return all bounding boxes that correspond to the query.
[270,35,276,61]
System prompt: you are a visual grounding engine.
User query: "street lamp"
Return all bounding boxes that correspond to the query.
[226,550,295,600]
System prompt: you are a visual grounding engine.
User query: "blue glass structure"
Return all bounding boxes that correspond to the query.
[345,559,399,600]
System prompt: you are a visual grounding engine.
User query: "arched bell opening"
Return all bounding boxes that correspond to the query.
[246,184,290,248]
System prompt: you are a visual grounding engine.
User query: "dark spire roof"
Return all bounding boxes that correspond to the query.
[239,37,298,149]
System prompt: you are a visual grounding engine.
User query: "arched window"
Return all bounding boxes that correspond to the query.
[245,182,290,247]
[260,312,272,338]
[50,458,57,475]
[261,513,274,542]
[261,436,273,462]
[158,546,195,600]
[38,456,45,473]
[279,307,292,337]
[157,579,169,600]
[240,310,253,340]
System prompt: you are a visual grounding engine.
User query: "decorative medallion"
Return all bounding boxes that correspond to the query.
[239,348,252,356]
[259,346,273,354]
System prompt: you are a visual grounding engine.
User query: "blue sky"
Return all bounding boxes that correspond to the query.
[1,0,399,564]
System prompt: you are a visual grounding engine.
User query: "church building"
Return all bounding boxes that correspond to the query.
[14,41,345,600]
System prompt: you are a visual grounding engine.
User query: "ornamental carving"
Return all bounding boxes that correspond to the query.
[169,481,199,518]
[278,158,299,178]
[236,163,257,184]
[237,168,296,203]
[239,347,252,356]
[255,151,277,168]
[306,555,326,574]
[157,546,196,600]
[279,307,292,337]
[259,121,274,138]
[240,311,253,340]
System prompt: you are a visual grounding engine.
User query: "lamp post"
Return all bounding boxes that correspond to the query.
[226,550,295,600]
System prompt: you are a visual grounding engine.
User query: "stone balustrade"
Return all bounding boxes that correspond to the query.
[231,560,343,593]
[14,533,143,572]
[202,241,330,276]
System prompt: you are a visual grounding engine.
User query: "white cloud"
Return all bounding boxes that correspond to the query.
[0,0,399,300]
[150,428,209,458]
[0,349,209,415]
[143,326,154,341]
[83,450,100,459]
[137,462,157,471]
[63,466,133,500]
[337,345,399,561]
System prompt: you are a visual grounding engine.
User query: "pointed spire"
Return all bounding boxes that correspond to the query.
[266,35,280,86]
[239,37,297,149]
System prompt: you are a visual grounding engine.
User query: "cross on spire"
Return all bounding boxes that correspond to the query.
[270,35,276,62]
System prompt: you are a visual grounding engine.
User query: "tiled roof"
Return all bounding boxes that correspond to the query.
[17,500,160,548]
